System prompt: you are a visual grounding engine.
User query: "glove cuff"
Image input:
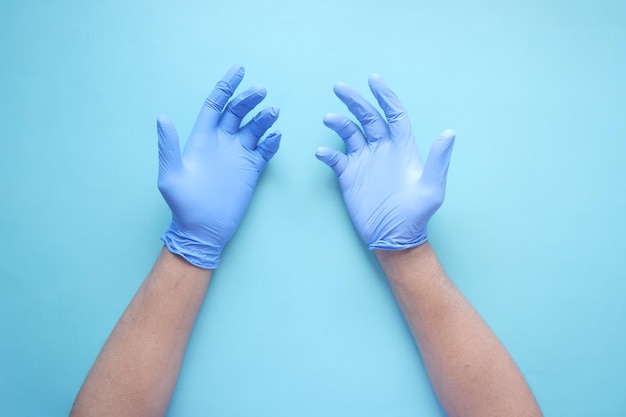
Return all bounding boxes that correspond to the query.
[367,228,429,251]
[160,225,221,269]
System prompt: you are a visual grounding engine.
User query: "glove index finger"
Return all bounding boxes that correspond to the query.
[368,74,408,125]
[193,65,245,133]
[334,82,389,143]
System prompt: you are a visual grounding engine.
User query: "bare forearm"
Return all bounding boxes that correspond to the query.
[70,247,212,417]
[376,243,541,417]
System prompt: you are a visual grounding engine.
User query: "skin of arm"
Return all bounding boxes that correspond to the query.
[70,248,211,417]
[376,243,542,417]
[316,74,542,416]
[70,65,282,417]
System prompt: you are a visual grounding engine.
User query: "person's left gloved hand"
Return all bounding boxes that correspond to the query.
[157,65,281,269]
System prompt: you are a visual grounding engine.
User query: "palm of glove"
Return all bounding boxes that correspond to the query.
[339,137,437,248]
[161,133,266,242]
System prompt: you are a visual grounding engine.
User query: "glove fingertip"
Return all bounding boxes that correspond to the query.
[157,114,171,129]
[367,73,383,87]
[257,130,282,161]
[315,147,347,176]
[157,115,179,138]
[322,113,342,128]
[439,129,456,141]
[434,129,456,155]
[314,146,332,160]
[266,130,282,147]
[421,129,456,189]
[156,114,168,125]
[333,82,350,97]
[252,85,267,97]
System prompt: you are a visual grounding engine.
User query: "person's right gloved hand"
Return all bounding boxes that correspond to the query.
[157,65,281,269]
[316,75,455,250]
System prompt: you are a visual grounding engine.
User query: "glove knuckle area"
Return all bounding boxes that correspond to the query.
[214,80,234,95]
[387,110,407,123]
[204,81,235,111]
[203,98,221,112]
[360,111,379,127]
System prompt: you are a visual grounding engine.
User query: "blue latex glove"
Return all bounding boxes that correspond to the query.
[157,65,281,269]
[316,74,455,250]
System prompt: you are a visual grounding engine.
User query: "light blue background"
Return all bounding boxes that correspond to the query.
[1,0,625,415]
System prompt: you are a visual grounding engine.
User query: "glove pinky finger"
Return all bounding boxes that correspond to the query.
[257,131,282,161]
[315,146,348,177]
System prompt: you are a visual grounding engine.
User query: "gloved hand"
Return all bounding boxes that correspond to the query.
[157,65,281,269]
[316,74,455,250]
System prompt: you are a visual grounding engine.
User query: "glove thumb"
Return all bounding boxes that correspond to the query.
[157,115,182,176]
[421,129,455,189]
